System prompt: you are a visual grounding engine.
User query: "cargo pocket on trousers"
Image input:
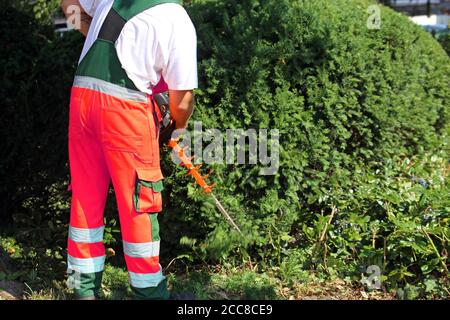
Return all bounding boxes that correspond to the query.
[133,168,164,214]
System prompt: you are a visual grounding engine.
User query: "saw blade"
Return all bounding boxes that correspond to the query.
[210,193,242,234]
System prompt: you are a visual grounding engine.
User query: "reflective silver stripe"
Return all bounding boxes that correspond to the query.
[73,76,148,103]
[69,225,104,243]
[129,269,165,288]
[67,254,105,273]
[123,241,160,258]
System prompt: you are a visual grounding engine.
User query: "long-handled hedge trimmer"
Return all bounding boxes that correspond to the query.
[154,93,242,234]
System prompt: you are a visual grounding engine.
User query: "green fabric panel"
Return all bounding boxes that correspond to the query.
[131,277,169,300]
[134,181,141,212]
[140,180,164,193]
[113,0,182,21]
[73,272,103,299]
[76,40,138,90]
[150,213,160,242]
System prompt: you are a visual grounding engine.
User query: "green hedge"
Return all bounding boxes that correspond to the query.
[0,0,449,298]
[0,6,76,225]
[163,0,450,297]
[436,32,450,56]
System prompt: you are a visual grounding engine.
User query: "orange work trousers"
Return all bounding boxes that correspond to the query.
[67,81,167,299]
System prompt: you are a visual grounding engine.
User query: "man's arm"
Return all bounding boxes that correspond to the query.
[168,90,195,129]
[60,0,92,37]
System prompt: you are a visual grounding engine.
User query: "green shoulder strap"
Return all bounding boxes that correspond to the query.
[113,0,182,21]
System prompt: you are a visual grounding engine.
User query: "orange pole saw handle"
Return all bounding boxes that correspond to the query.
[167,139,242,234]
[167,139,214,194]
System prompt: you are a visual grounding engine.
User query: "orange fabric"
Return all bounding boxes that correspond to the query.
[68,238,105,259]
[68,86,163,273]
[136,167,164,181]
[124,256,161,274]
[137,186,162,213]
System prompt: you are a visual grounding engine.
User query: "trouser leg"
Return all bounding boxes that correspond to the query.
[67,90,111,299]
[101,96,168,300]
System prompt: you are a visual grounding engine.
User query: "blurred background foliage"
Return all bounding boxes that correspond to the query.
[0,0,449,299]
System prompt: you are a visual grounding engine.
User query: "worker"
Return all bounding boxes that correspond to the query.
[60,0,197,300]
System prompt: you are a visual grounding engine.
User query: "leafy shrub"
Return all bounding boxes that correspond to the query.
[436,32,450,56]
[0,5,72,224]
[163,0,450,297]
[0,5,83,283]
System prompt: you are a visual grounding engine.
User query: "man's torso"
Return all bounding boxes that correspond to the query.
[78,0,198,94]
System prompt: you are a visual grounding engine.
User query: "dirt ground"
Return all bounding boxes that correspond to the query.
[0,281,25,300]
[292,279,396,300]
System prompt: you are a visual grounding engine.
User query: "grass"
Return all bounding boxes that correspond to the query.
[0,234,394,300]
[0,263,394,300]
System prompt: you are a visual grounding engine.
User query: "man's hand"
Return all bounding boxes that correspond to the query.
[168,90,195,130]
[60,0,92,37]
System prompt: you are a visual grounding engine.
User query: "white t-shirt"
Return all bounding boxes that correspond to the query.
[78,0,198,94]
